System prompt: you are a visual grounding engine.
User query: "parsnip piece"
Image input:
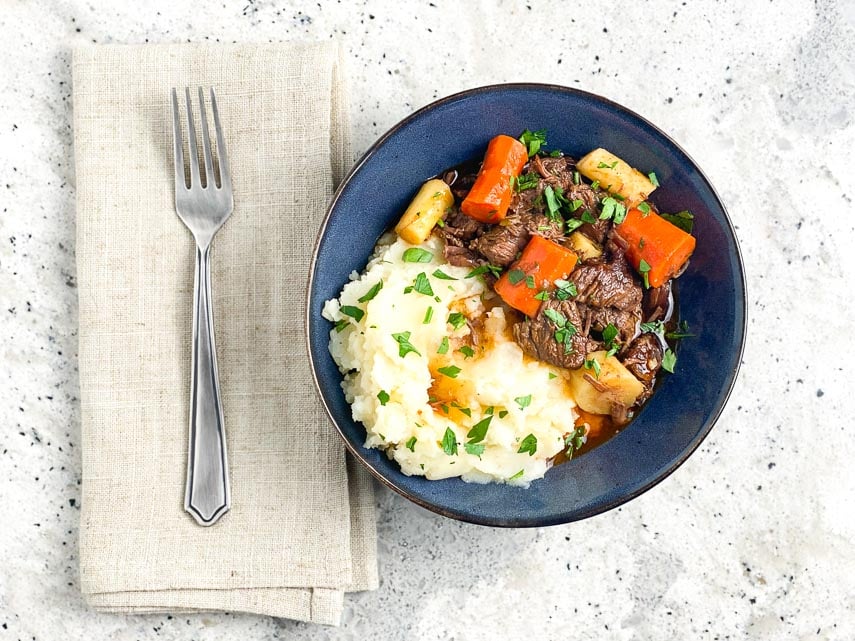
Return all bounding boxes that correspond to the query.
[394,179,454,245]
[576,148,656,205]
[567,350,644,415]
[568,231,603,261]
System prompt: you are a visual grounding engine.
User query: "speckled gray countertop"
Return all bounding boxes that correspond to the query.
[2,1,854,639]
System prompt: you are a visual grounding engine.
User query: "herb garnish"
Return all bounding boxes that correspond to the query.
[519,128,547,156]
[509,469,525,480]
[377,390,390,406]
[662,348,677,373]
[466,263,503,279]
[432,269,457,280]
[404,272,434,296]
[638,259,651,288]
[437,336,450,354]
[464,442,485,457]
[447,312,467,330]
[597,160,618,169]
[508,268,526,285]
[517,434,537,456]
[391,331,420,358]
[466,415,492,444]
[584,357,601,378]
[340,305,364,322]
[648,171,660,187]
[515,172,540,192]
[564,426,587,460]
[544,308,577,353]
[333,319,348,333]
[459,345,475,359]
[637,202,651,217]
[553,279,578,300]
[437,365,461,379]
[534,289,550,301]
[660,210,694,233]
[358,281,383,302]
[402,247,434,263]
[441,427,458,455]
[514,394,532,410]
[405,436,417,452]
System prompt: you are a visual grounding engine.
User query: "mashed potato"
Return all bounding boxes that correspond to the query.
[323,234,578,485]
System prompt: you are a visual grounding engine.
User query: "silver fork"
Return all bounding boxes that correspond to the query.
[171,87,233,526]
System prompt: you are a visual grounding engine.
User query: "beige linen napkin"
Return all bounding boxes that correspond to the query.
[72,42,377,625]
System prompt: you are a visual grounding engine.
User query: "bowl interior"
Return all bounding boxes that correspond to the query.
[308,85,745,526]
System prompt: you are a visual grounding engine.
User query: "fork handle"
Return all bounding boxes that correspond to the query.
[184,244,230,526]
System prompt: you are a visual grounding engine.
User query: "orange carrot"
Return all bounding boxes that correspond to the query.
[461,135,528,223]
[615,208,696,288]
[494,236,579,317]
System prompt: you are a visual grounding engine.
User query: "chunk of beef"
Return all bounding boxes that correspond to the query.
[572,253,643,312]
[443,244,482,268]
[642,281,672,323]
[512,299,600,370]
[443,168,478,201]
[471,210,563,267]
[620,332,663,404]
[441,207,486,242]
[582,305,640,344]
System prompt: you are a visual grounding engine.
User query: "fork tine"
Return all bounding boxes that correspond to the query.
[184,87,200,188]
[197,87,216,188]
[171,88,186,190]
[209,88,231,191]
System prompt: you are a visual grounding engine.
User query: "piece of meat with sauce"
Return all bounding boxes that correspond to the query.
[572,252,643,312]
[471,210,563,266]
[620,332,663,404]
[512,299,600,370]
[583,305,640,344]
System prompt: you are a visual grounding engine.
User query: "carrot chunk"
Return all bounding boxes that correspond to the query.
[460,135,528,223]
[615,207,696,288]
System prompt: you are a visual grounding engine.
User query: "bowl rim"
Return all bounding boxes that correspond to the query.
[306,82,747,527]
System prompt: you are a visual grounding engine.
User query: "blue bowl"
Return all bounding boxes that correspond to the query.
[307,84,746,527]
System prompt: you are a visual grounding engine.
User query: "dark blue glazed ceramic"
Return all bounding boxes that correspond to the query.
[307,84,745,527]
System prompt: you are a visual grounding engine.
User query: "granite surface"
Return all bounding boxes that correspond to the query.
[1,0,854,639]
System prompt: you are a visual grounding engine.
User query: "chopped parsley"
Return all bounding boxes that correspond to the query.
[543,308,566,326]
[591,180,600,190]
[437,336,450,354]
[466,263,503,279]
[662,348,677,373]
[581,211,598,224]
[544,307,577,353]
[423,306,434,324]
[534,289,550,301]
[405,436,417,452]
[597,160,619,169]
[484,406,495,416]
[569,198,584,212]
[565,218,585,233]
[648,171,660,187]
[637,201,651,217]
[404,273,432,296]
[525,274,536,289]
[660,210,695,233]
[584,357,601,378]
[602,323,619,351]
[639,319,665,334]
[441,427,458,455]
[564,425,587,460]
[377,390,390,406]
[432,269,457,280]
[519,128,547,156]
[638,259,651,289]
[447,312,467,330]
[437,365,461,379]
[466,415,492,444]
[464,442,485,457]
[509,469,525,481]
[599,196,626,223]
[391,331,421,358]
[333,319,349,333]
[515,172,540,192]
[340,305,364,322]
[402,247,434,263]
[459,345,475,359]
[666,320,694,340]
[358,281,383,302]
[573,170,581,185]
[498,410,509,418]
[548,372,558,380]
[508,268,526,285]
[543,185,562,222]
[514,394,532,410]
[517,434,537,456]
[554,279,578,300]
